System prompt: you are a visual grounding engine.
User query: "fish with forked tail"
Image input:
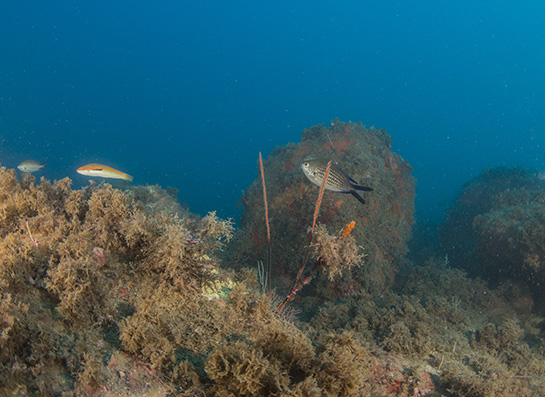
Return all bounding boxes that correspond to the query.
[18,160,47,173]
[301,159,372,205]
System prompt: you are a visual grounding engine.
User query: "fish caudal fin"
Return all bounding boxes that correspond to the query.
[353,184,373,192]
[349,184,372,205]
[351,191,366,205]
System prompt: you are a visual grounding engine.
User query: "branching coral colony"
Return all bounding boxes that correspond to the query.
[258,153,363,314]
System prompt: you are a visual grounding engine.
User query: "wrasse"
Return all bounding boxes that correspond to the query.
[77,163,133,182]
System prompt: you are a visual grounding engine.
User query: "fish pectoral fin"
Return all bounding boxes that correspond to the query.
[353,184,373,192]
[351,191,366,205]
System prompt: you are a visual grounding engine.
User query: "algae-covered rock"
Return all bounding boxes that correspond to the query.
[0,166,236,394]
[5,155,545,395]
[473,189,545,309]
[439,166,545,310]
[439,166,538,277]
[229,120,415,303]
[0,164,379,396]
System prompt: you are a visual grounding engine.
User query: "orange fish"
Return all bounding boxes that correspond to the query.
[77,163,133,182]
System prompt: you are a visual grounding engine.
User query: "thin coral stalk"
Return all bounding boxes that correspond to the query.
[259,152,272,297]
[277,161,331,314]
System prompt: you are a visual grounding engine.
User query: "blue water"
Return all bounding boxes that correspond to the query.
[1,1,543,223]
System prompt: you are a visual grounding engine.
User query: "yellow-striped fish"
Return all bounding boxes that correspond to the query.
[77,163,133,182]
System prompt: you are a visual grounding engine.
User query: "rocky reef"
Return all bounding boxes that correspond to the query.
[2,125,545,396]
[0,167,237,394]
[229,120,415,308]
[440,167,545,311]
[0,162,387,395]
[439,167,538,277]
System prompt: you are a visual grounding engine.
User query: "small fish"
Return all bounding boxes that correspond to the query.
[18,160,47,173]
[301,159,372,205]
[77,163,133,182]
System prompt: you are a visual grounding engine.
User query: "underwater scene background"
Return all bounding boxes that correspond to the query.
[1,1,545,396]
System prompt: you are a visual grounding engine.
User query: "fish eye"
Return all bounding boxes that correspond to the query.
[303,162,309,168]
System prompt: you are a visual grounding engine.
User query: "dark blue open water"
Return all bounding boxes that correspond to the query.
[1,1,543,223]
